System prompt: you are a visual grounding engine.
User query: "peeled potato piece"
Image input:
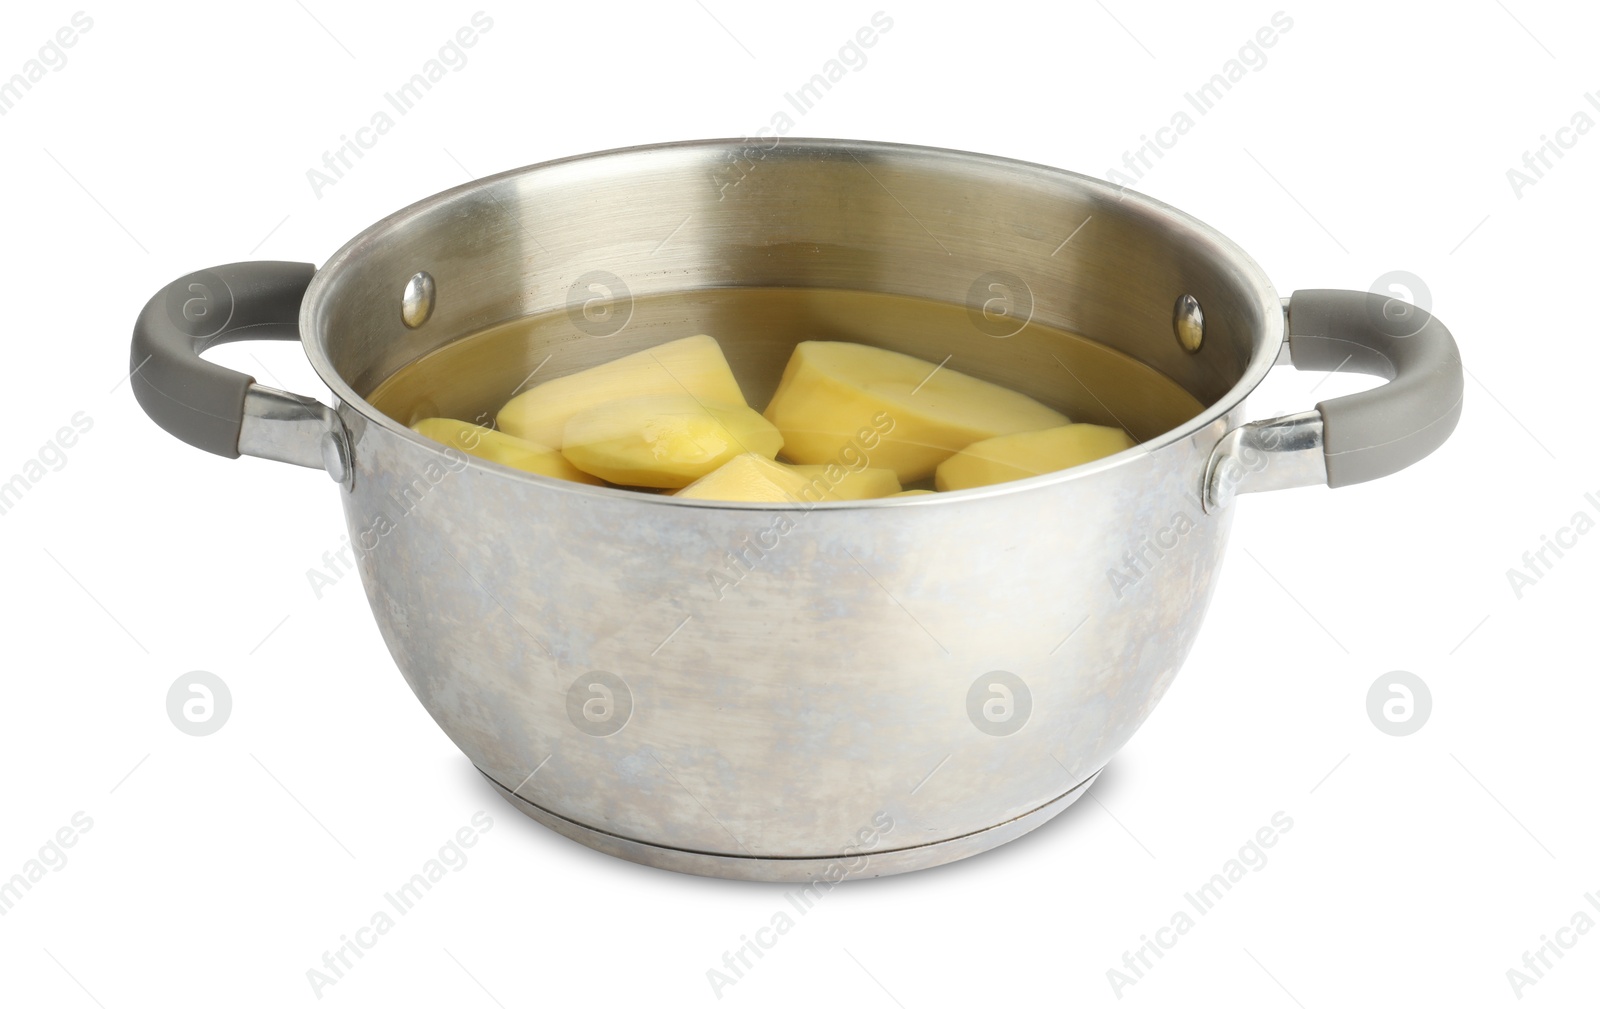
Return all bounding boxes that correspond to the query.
[410,418,603,484]
[764,341,1069,482]
[676,453,816,503]
[676,458,900,504]
[562,395,783,488]
[790,465,902,501]
[497,335,746,447]
[935,423,1135,491]
[889,489,936,497]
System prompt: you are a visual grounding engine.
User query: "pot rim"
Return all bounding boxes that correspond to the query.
[301,137,1283,509]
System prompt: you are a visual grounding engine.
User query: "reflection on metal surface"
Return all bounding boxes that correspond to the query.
[1173,293,1204,353]
[239,384,349,484]
[483,765,1105,881]
[401,270,436,329]
[1203,409,1326,512]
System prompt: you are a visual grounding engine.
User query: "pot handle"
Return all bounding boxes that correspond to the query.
[129,261,350,482]
[1203,289,1463,511]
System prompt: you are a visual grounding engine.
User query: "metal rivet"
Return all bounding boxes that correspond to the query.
[401,271,435,329]
[1173,293,1204,353]
[320,430,351,485]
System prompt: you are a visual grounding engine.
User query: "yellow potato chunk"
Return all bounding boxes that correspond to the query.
[935,423,1135,491]
[561,395,783,488]
[889,489,936,497]
[676,453,816,503]
[764,342,1069,482]
[497,335,746,447]
[790,465,902,501]
[410,418,603,484]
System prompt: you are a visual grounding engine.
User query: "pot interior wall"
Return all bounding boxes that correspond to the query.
[307,140,1277,433]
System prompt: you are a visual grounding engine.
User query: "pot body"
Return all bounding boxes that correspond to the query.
[337,399,1235,868]
[284,138,1287,875]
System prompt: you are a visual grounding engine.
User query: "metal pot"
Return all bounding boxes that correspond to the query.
[130,139,1462,881]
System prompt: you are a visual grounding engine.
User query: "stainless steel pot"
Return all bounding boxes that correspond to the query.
[130,139,1462,881]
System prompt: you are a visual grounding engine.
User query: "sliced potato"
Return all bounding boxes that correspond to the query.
[790,464,902,501]
[676,458,901,503]
[497,335,745,447]
[561,395,782,488]
[935,423,1134,491]
[763,341,1069,482]
[676,453,816,502]
[410,418,603,484]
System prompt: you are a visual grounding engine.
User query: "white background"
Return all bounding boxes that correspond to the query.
[1,1,1595,1006]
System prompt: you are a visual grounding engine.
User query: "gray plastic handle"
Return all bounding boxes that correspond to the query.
[1203,288,1462,511]
[130,261,316,457]
[1288,288,1464,487]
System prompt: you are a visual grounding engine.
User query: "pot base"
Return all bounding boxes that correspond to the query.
[480,766,1103,882]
